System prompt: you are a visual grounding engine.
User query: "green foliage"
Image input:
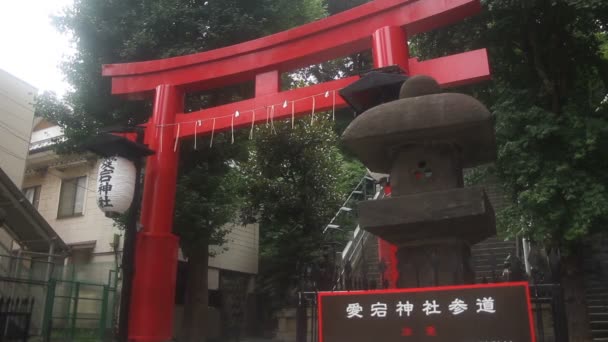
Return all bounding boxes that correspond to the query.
[243,115,363,304]
[327,0,371,15]
[413,0,608,248]
[174,134,249,255]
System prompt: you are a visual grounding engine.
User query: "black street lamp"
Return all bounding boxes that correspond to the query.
[83,127,153,342]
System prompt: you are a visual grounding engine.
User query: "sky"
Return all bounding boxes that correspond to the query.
[0,0,74,97]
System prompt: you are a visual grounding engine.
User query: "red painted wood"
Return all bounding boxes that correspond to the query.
[409,48,491,87]
[372,26,410,72]
[129,233,179,341]
[255,70,281,97]
[173,49,490,138]
[130,85,182,340]
[103,0,481,95]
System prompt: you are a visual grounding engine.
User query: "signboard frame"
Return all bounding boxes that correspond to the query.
[317,281,536,342]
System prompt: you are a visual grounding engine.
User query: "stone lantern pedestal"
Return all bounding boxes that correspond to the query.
[342,76,496,288]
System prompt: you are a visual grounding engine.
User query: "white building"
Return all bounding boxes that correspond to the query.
[0,70,69,336]
[0,70,66,257]
[0,69,37,187]
[25,122,119,283]
[24,120,259,337]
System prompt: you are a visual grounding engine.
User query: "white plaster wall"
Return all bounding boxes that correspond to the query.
[24,150,260,277]
[22,160,120,255]
[0,69,36,187]
[209,222,259,275]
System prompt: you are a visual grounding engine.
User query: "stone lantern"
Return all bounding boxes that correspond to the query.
[342,75,496,287]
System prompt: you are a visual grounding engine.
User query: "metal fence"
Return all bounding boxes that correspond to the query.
[0,297,34,342]
[529,283,568,342]
[0,253,118,341]
[43,276,117,342]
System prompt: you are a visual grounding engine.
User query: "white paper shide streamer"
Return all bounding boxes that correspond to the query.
[97,156,136,215]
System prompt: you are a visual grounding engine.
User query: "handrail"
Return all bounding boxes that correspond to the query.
[323,175,371,234]
[334,188,385,290]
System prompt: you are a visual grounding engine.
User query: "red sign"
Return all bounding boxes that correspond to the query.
[318,282,536,342]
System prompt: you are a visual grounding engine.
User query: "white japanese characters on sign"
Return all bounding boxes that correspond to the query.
[371,303,388,318]
[448,298,468,315]
[476,297,496,313]
[345,297,497,318]
[346,303,364,319]
[396,301,414,317]
[422,300,442,316]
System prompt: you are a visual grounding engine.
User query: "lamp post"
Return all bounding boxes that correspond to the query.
[83,128,153,342]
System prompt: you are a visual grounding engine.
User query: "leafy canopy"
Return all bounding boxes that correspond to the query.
[414,0,608,247]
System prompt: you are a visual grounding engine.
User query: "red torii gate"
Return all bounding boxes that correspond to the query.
[102,0,490,340]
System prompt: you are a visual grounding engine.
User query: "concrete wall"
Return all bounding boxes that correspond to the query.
[209,222,260,275]
[0,69,36,187]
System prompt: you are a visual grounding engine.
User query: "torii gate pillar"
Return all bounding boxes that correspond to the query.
[372,26,410,73]
[129,85,183,341]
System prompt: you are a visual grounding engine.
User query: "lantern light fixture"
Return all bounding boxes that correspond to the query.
[339,65,408,114]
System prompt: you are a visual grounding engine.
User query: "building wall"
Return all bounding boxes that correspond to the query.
[25,154,260,277]
[23,160,119,256]
[0,69,36,187]
[209,222,260,275]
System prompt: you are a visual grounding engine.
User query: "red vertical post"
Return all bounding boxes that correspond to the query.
[255,70,281,96]
[372,26,410,73]
[130,84,183,341]
[372,26,409,288]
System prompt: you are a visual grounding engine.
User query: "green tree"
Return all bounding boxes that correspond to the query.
[413,1,608,339]
[243,116,363,313]
[41,1,328,341]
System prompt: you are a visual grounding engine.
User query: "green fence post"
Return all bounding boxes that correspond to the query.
[99,285,110,341]
[42,279,56,342]
[70,282,80,341]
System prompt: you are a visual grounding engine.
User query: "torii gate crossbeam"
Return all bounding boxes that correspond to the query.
[101,0,490,341]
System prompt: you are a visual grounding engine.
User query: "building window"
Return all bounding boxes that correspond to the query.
[22,186,41,209]
[57,176,87,218]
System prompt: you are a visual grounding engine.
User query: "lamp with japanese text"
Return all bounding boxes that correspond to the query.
[96,156,136,215]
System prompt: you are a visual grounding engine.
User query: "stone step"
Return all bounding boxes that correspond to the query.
[587,282,608,288]
[472,247,516,252]
[589,306,608,314]
[473,263,501,269]
[472,242,517,250]
[471,255,510,262]
[474,270,501,276]
[587,294,608,301]
[593,330,608,339]
[471,245,515,252]
[591,321,608,329]
[586,290,608,296]
[473,238,514,243]
[470,254,511,262]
